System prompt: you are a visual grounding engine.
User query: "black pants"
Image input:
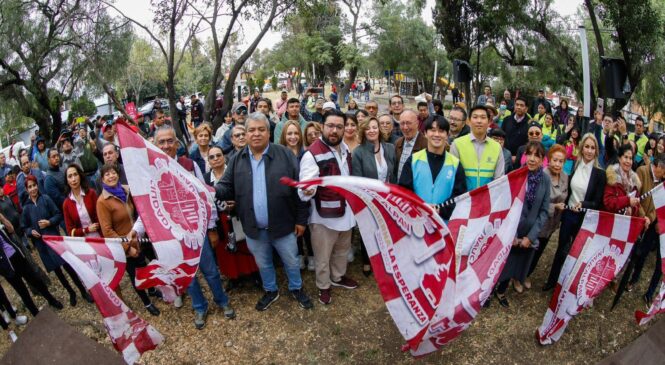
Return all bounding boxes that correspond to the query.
[545,210,584,287]
[496,279,511,295]
[629,223,659,285]
[528,236,552,277]
[296,227,313,257]
[126,255,151,306]
[2,254,59,319]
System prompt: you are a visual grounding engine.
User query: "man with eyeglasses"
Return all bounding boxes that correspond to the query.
[365,100,379,118]
[447,106,470,144]
[389,95,405,139]
[395,110,428,182]
[299,109,358,305]
[450,105,505,190]
[131,125,235,329]
[226,125,247,161]
[216,112,313,311]
[219,102,248,154]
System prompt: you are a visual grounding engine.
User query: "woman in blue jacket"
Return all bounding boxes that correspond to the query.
[21,175,92,307]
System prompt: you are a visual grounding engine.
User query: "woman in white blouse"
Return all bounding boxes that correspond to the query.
[352,117,396,275]
[543,133,607,290]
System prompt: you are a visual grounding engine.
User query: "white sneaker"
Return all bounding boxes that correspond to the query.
[174,295,183,309]
[307,256,315,271]
[14,315,28,326]
[1,311,9,324]
[347,247,355,263]
[298,255,306,270]
[8,330,17,343]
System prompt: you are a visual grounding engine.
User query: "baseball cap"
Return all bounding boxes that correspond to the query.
[322,101,337,110]
[232,102,247,114]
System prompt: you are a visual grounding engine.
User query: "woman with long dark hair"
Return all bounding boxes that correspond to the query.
[63,164,100,238]
[21,175,92,306]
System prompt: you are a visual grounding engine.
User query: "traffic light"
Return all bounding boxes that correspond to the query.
[453,59,473,83]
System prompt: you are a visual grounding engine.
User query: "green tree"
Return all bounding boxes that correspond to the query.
[271,75,278,91]
[70,95,97,118]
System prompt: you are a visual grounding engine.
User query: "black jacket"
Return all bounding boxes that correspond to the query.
[502,114,530,156]
[215,143,309,240]
[0,228,25,278]
[567,163,607,210]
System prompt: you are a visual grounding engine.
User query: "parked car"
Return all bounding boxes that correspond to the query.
[263,84,272,92]
[138,98,170,123]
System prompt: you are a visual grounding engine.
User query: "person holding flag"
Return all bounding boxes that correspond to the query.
[132,125,235,329]
[632,154,665,304]
[450,105,505,190]
[543,133,606,291]
[398,117,466,220]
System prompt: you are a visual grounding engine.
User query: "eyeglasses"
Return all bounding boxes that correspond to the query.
[233,133,245,138]
[324,124,344,130]
[390,101,403,106]
[449,117,465,123]
[209,153,223,160]
[529,131,542,137]
[365,105,378,110]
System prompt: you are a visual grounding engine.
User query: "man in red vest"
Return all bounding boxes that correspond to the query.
[299,109,358,305]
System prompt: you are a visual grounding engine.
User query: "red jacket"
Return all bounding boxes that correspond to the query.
[63,188,101,237]
[603,166,643,217]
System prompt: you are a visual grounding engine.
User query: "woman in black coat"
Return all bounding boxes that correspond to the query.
[494,141,550,307]
[543,133,607,290]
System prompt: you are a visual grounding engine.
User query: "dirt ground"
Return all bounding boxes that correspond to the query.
[0,228,660,365]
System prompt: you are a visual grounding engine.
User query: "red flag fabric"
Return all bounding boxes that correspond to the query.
[43,236,163,364]
[538,210,645,344]
[116,121,214,302]
[282,176,456,353]
[410,167,528,355]
[636,183,665,324]
[125,102,138,120]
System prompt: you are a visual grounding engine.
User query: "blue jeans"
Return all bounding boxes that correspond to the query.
[245,230,302,292]
[188,237,229,314]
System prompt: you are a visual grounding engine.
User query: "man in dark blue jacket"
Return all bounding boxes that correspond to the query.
[215,112,313,312]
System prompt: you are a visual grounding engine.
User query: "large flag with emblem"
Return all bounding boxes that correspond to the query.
[282,176,456,353]
[116,121,214,302]
[410,167,528,356]
[44,236,163,364]
[537,210,645,344]
[636,183,665,325]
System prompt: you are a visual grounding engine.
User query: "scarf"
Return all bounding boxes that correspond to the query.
[613,164,635,193]
[526,168,543,209]
[102,183,127,203]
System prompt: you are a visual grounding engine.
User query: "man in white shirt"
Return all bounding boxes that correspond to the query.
[299,109,358,305]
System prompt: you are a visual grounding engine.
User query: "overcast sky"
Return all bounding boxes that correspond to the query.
[113,0,584,51]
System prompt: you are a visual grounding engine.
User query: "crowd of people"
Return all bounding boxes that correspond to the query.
[0,85,661,349]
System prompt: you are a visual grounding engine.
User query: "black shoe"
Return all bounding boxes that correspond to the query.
[148,288,163,300]
[48,299,64,310]
[69,293,77,307]
[494,292,509,308]
[482,296,491,308]
[290,289,313,309]
[145,304,160,316]
[225,279,240,293]
[255,291,279,311]
[542,283,555,292]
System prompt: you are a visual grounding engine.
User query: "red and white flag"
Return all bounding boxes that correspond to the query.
[636,183,665,325]
[116,121,214,302]
[538,210,645,344]
[44,236,163,364]
[411,167,528,356]
[282,176,456,353]
[125,102,138,120]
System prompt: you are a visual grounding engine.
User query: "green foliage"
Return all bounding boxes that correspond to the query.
[70,95,97,118]
[255,69,267,91]
[271,75,278,91]
[247,77,256,93]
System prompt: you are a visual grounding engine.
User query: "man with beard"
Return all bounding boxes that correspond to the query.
[59,135,81,169]
[447,106,470,144]
[299,109,358,305]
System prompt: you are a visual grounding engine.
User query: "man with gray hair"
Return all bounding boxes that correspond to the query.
[395,109,427,181]
[216,112,313,311]
[131,125,236,329]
